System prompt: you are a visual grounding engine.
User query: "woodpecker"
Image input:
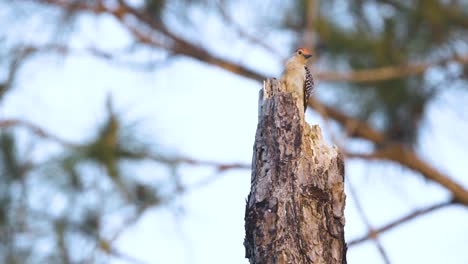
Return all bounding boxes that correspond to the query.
[280,48,314,113]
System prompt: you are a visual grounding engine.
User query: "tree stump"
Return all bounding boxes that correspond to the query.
[244,79,347,264]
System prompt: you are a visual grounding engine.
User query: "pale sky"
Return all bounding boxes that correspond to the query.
[2,1,468,264]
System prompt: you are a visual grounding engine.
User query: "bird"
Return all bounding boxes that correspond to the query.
[280,48,314,113]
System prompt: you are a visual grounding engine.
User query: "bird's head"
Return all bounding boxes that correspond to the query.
[293,48,313,64]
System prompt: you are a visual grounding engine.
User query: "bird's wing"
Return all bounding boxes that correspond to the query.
[303,66,314,112]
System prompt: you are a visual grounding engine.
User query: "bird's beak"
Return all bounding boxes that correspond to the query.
[304,54,312,59]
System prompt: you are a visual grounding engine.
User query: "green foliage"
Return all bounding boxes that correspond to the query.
[60,99,156,201]
[143,0,207,24]
[291,0,468,145]
[1,0,467,262]
[0,131,28,263]
[86,109,120,178]
[144,0,166,22]
[0,132,21,180]
[0,100,165,262]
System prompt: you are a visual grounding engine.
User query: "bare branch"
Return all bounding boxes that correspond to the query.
[317,53,468,83]
[32,0,468,84]
[19,43,169,70]
[0,118,250,171]
[215,1,283,58]
[347,177,391,264]
[308,97,386,143]
[0,46,36,101]
[147,155,250,171]
[301,0,318,52]
[22,0,468,207]
[31,0,265,80]
[348,199,456,246]
[309,99,468,207]
[0,119,76,147]
[345,147,468,206]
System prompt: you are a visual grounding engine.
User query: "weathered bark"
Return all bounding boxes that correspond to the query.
[244,79,347,264]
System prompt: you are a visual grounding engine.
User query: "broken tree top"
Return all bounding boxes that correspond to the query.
[245,78,347,264]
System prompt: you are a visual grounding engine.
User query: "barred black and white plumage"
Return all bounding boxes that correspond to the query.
[303,66,314,113]
[280,48,314,113]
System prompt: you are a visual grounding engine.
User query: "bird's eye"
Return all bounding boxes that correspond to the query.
[298,50,303,55]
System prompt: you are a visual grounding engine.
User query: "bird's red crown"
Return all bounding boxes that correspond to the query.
[295,48,311,55]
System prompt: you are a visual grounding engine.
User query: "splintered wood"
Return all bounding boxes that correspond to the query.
[244,79,347,264]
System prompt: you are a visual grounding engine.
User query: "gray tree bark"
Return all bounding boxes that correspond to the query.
[244,79,347,264]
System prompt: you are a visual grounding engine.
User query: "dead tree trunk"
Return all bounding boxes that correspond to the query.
[244,79,347,264]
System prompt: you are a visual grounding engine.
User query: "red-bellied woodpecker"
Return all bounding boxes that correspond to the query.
[280,48,314,113]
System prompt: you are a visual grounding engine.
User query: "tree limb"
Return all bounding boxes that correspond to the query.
[317,53,468,83]
[0,118,250,171]
[346,147,468,206]
[0,119,77,147]
[20,0,468,207]
[348,199,456,246]
[31,0,468,84]
[347,176,391,264]
[149,156,250,171]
